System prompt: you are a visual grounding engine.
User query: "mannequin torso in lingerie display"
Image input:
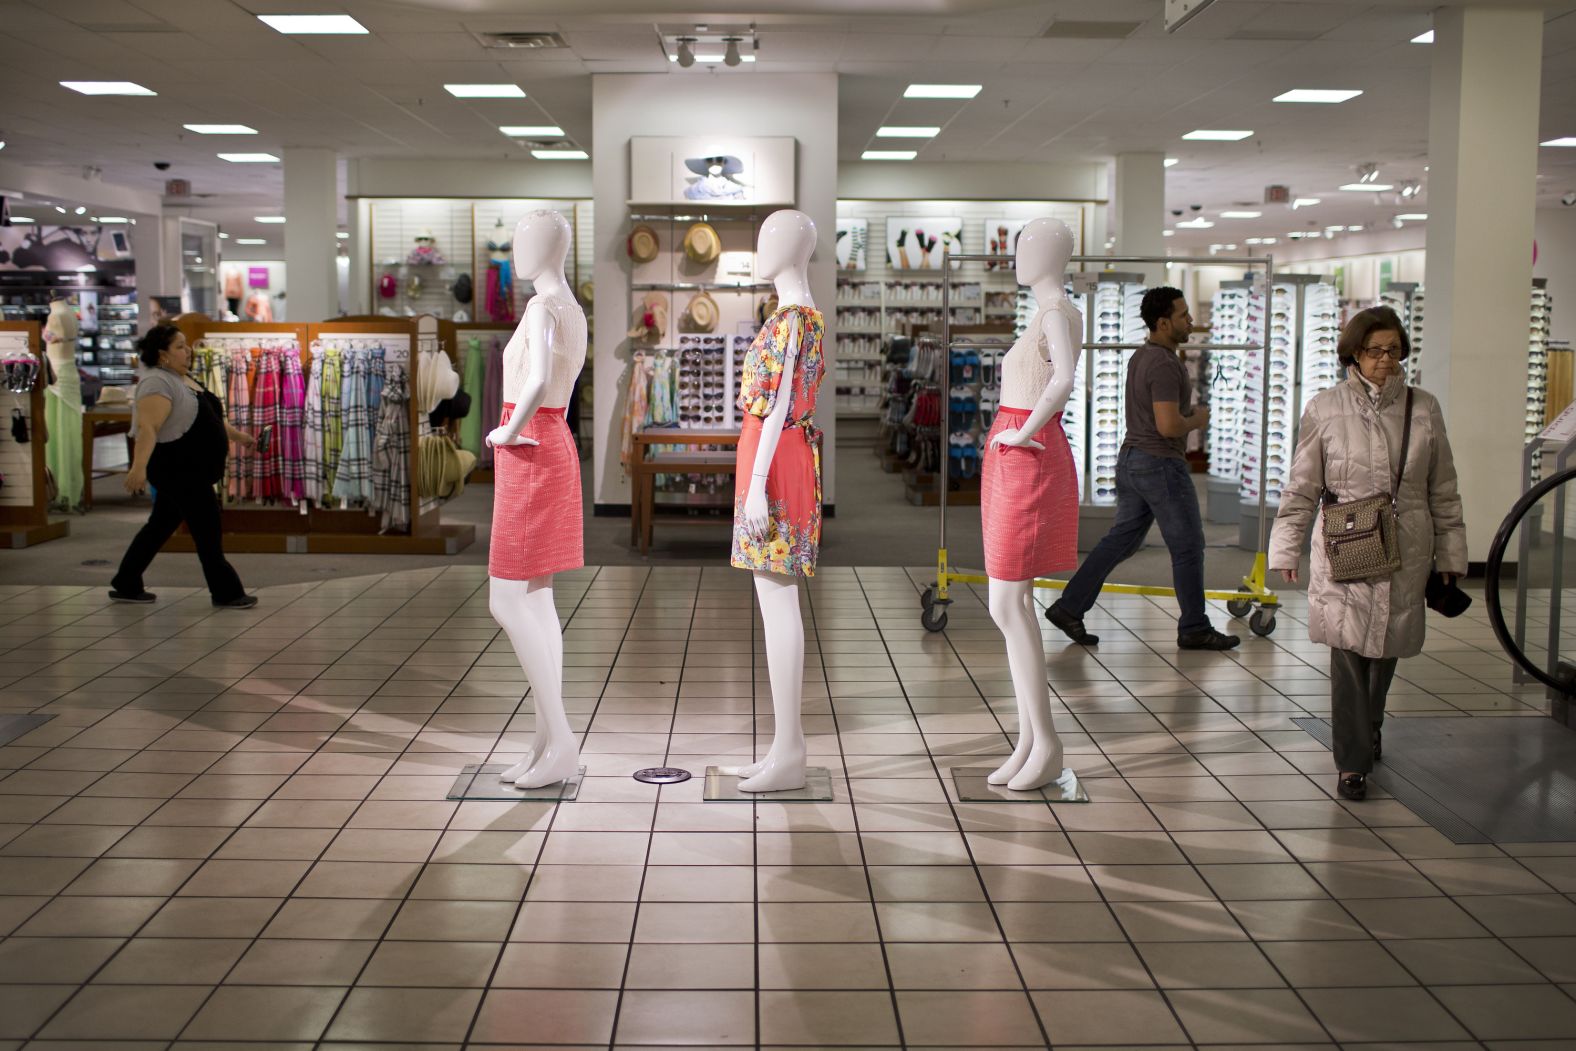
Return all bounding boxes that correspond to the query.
[486,209,588,789]
[980,216,1082,791]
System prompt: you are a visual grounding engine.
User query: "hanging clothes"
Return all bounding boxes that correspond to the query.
[331,348,374,505]
[279,349,307,505]
[250,347,283,502]
[227,347,253,500]
[486,260,514,323]
[459,335,486,456]
[321,347,344,497]
[480,336,505,470]
[370,364,411,533]
[303,348,326,505]
[621,353,654,472]
[648,352,677,426]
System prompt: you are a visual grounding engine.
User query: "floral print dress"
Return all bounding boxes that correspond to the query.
[731,304,826,577]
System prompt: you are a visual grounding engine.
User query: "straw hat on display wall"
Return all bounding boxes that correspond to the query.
[682,290,719,333]
[627,224,659,263]
[682,222,721,265]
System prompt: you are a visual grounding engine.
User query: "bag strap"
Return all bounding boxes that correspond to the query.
[1392,387,1414,507]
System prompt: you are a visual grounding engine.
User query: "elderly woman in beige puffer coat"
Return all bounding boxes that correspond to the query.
[1268,306,1467,802]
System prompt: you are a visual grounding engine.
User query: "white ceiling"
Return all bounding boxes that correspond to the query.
[1,0,1574,251]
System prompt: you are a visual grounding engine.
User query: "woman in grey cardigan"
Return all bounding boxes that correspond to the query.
[1268,306,1467,801]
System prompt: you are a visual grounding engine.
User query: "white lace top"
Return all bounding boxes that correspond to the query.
[503,294,587,408]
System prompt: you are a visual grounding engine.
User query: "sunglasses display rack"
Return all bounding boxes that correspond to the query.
[1238,280,1296,506]
[1082,274,1148,506]
[1381,283,1426,386]
[1207,281,1255,487]
[0,322,70,548]
[91,297,141,386]
[1529,280,1553,481]
[1299,281,1342,420]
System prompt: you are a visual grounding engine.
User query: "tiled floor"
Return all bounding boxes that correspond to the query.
[0,565,1573,1050]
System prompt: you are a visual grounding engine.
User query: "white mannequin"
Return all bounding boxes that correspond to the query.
[984,217,1081,791]
[731,209,817,793]
[486,210,585,789]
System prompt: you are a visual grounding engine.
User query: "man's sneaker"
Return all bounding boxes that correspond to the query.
[108,590,156,604]
[213,594,259,609]
[1178,628,1240,651]
[1045,602,1099,646]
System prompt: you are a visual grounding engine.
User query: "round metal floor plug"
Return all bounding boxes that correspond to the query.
[633,767,692,784]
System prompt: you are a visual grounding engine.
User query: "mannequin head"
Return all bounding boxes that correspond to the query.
[1014,217,1075,287]
[756,209,816,281]
[513,209,570,281]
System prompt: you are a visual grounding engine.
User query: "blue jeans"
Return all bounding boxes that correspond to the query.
[1057,447,1212,635]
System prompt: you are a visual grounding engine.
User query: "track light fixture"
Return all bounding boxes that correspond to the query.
[1356,162,1380,184]
[676,37,696,68]
[723,37,742,67]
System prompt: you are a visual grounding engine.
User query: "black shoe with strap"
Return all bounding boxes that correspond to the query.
[1045,602,1099,646]
[1338,773,1367,801]
[1178,628,1241,651]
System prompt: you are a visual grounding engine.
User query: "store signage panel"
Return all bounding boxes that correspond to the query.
[628,136,796,206]
[248,266,270,289]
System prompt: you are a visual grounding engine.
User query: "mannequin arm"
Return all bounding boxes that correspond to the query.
[488,303,555,448]
[991,307,1076,449]
[741,322,800,536]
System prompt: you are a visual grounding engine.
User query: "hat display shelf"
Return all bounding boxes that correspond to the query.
[167,316,475,554]
[0,321,70,548]
[369,204,473,321]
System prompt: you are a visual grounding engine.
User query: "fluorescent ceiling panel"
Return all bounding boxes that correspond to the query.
[863,150,917,160]
[445,84,524,98]
[257,14,367,34]
[219,153,279,162]
[1273,89,1362,104]
[1183,129,1252,141]
[877,126,940,138]
[61,81,155,95]
[904,84,980,99]
[500,125,564,137]
[183,124,257,134]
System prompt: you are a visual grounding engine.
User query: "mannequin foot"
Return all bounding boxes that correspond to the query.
[987,735,1033,786]
[513,745,580,790]
[1006,743,1067,792]
[736,747,807,793]
[717,758,766,778]
[498,745,543,783]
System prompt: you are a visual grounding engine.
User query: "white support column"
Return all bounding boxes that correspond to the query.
[1423,6,1543,558]
[283,147,339,322]
[1112,152,1167,286]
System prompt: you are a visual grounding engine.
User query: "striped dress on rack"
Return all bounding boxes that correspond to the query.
[227,348,253,500]
[302,349,326,505]
[250,347,283,502]
[331,350,374,505]
[370,364,411,533]
[480,337,504,469]
[322,348,344,497]
[279,349,307,505]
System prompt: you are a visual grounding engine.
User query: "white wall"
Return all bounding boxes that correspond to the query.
[1535,206,1576,347]
[837,161,1105,203]
[348,158,593,200]
[592,73,839,509]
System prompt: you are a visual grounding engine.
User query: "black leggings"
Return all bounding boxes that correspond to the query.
[112,480,244,603]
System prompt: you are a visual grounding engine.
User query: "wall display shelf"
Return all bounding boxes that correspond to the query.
[0,322,70,548]
[835,276,995,419]
[1381,282,1425,386]
[1529,280,1554,480]
[169,317,474,554]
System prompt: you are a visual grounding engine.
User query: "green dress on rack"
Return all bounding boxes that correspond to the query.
[43,300,84,510]
[459,336,486,456]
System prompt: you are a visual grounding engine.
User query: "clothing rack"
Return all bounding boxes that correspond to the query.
[440,320,515,482]
[0,322,70,548]
[167,318,474,554]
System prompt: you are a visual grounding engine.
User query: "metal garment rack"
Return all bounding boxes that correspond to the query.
[919,251,1281,636]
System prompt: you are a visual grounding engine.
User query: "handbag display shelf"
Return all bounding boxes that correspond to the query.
[165,317,474,555]
[0,321,70,548]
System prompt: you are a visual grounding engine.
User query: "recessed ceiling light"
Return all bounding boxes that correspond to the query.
[1541,137,1576,147]
[1177,217,1215,228]
[531,149,587,160]
[1162,230,1174,237]
[218,232,229,239]
[904,84,981,99]
[1164,157,1179,167]
[1221,210,1262,219]
[1274,89,1362,104]
[500,125,565,137]
[1412,30,1434,43]
[877,126,940,138]
[1396,213,1428,221]
[183,124,257,134]
[235,238,267,245]
[862,150,917,161]
[54,206,66,213]
[255,216,286,223]
[336,231,349,239]
[445,84,525,98]
[1245,237,1263,245]
[257,14,367,34]
[94,216,128,223]
[9,216,33,224]
[60,81,155,96]
[1292,197,1321,209]
[219,153,280,163]
[1260,237,1278,244]
[74,206,86,215]
[1339,182,1393,192]
[1182,129,1252,141]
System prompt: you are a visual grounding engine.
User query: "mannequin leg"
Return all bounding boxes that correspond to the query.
[490,576,579,788]
[738,571,808,793]
[987,578,1068,791]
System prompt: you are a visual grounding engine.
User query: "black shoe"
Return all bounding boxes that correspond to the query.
[1373,726,1383,762]
[108,589,156,604]
[1178,628,1241,650]
[212,594,259,609]
[1338,773,1367,801]
[1045,602,1099,646]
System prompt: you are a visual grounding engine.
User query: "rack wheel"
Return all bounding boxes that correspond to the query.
[1249,610,1276,637]
[921,605,949,633]
[1226,588,1253,619]
[920,587,936,611]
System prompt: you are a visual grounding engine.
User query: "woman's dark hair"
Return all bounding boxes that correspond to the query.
[1337,306,1410,368]
[1140,286,1186,332]
[137,323,182,368]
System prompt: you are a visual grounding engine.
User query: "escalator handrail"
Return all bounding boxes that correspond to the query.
[1484,462,1576,695]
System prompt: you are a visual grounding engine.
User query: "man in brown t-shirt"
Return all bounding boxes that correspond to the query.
[1046,287,1239,650]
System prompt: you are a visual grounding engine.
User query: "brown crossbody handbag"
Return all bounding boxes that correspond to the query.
[1321,388,1412,583]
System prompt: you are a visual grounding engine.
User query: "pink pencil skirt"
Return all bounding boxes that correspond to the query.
[488,405,584,581]
[981,407,1079,582]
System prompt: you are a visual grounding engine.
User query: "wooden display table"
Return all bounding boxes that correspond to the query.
[629,427,739,555]
[81,405,133,511]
